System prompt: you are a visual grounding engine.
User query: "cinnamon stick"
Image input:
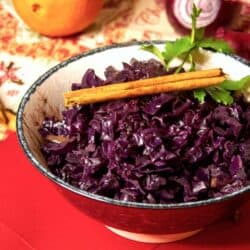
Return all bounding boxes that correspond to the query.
[64,69,226,107]
[68,68,222,96]
[64,76,226,106]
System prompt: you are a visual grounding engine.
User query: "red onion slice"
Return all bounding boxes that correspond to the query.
[172,0,222,29]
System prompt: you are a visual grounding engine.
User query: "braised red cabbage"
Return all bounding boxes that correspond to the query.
[40,59,250,204]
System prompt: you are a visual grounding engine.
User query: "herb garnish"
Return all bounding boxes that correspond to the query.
[141,4,250,105]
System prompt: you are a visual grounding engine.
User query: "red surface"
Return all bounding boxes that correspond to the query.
[1,133,250,250]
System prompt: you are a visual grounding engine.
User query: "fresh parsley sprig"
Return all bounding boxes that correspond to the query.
[141,4,249,105]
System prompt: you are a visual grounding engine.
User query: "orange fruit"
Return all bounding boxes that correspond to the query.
[13,0,104,37]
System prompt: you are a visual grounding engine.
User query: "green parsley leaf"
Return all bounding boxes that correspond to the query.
[220,75,250,90]
[141,44,165,62]
[140,3,248,106]
[206,87,234,105]
[193,89,206,103]
[199,38,233,54]
[162,38,194,64]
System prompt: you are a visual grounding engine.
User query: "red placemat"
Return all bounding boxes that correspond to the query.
[0,132,250,250]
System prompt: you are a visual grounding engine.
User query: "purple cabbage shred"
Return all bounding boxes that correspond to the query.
[40,59,250,204]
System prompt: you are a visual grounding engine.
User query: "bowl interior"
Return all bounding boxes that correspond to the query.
[18,42,250,201]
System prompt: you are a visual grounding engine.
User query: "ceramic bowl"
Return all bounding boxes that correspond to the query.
[16,41,250,243]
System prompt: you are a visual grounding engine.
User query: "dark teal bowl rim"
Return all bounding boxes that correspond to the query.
[16,40,250,209]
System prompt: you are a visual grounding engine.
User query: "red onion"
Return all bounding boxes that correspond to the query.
[173,0,221,28]
[166,0,240,34]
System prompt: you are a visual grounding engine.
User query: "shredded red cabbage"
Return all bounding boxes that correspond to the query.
[40,59,250,204]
